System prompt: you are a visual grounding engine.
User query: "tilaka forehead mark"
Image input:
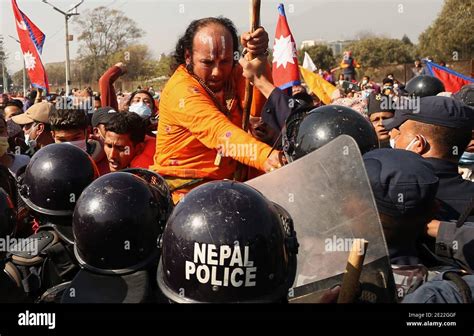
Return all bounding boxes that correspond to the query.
[195,31,229,59]
[197,32,214,59]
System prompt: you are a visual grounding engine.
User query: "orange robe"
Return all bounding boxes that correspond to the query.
[151,65,271,200]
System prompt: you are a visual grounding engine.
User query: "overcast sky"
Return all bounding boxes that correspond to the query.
[1,0,444,73]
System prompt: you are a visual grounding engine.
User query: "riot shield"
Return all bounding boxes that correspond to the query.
[247,135,396,302]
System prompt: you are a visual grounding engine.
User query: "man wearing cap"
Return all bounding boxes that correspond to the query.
[50,107,110,176]
[364,148,442,299]
[11,102,55,156]
[90,107,118,175]
[385,96,474,222]
[367,93,395,148]
[91,106,116,143]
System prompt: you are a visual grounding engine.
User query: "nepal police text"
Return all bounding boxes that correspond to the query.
[186,242,257,287]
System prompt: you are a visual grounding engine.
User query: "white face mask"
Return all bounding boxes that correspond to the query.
[405,135,427,152]
[64,139,87,152]
[389,138,396,148]
[24,125,38,149]
[129,101,152,118]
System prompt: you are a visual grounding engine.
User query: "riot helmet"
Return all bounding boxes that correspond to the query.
[405,75,445,98]
[282,105,378,162]
[73,171,173,274]
[454,84,474,107]
[157,180,298,303]
[18,143,99,242]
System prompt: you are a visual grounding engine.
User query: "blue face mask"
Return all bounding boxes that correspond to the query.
[129,102,152,118]
[459,151,474,165]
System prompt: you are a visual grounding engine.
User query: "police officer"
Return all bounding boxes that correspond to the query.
[62,170,173,303]
[282,105,379,162]
[385,96,474,222]
[363,149,441,299]
[364,149,439,266]
[404,75,445,98]
[364,148,474,303]
[1,143,99,300]
[157,180,298,303]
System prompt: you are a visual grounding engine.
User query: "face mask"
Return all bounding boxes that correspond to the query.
[7,120,22,138]
[0,136,9,156]
[389,138,396,148]
[459,151,474,165]
[129,102,152,118]
[24,126,38,149]
[405,135,427,151]
[362,80,368,85]
[64,139,87,152]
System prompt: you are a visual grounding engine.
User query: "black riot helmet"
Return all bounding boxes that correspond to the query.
[405,75,445,98]
[282,105,379,162]
[157,180,298,303]
[0,188,16,238]
[18,143,99,242]
[73,171,173,274]
[454,84,474,107]
[19,143,99,217]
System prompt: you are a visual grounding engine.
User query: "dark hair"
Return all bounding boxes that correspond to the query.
[172,16,239,72]
[94,95,101,102]
[128,90,156,111]
[6,99,23,110]
[49,108,88,131]
[383,78,394,85]
[414,123,471,160]
[105,112,146,145]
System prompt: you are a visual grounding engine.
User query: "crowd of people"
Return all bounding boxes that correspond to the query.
[0,15,473,304]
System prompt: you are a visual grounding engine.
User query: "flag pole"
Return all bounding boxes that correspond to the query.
[234,0,260,182]
[242,0,261,131]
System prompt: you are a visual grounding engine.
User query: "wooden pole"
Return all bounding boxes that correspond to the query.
[241,0,261,131]
[337,239,369,303]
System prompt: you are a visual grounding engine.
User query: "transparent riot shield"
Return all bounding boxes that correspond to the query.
[247,135,396,302]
